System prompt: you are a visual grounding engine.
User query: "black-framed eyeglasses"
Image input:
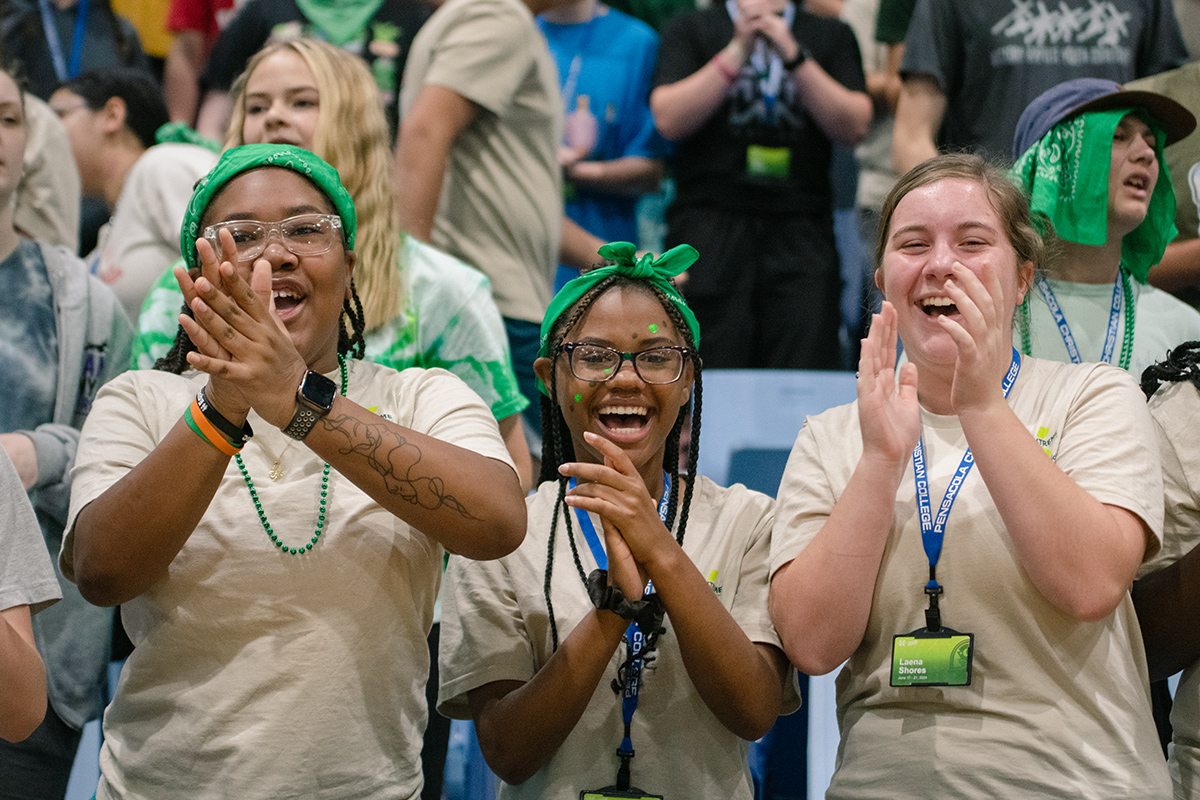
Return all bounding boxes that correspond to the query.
[203,213,344,263]
[558,342,691,384]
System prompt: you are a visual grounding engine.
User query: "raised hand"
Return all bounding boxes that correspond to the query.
[732,0,769,51]
[936,261,1015,416]
[178,228,307,428]
[749,5,800,60]
[560,432,677,600]
[857,302,921,468]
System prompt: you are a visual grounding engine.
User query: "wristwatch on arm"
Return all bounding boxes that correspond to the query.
[783,41,811,71]
[281,370,338,440]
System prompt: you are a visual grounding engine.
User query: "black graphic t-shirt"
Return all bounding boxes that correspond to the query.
[900,0,1188,162]
[653,5,866,214]
[202,0,432,142]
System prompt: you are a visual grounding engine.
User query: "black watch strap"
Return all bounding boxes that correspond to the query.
[783,43,810,71]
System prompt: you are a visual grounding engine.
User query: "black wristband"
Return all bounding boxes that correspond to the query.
[196,388,254,446]
[782,43,810,71]
[587,569,666,633]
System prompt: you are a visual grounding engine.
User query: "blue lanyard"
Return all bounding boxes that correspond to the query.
[568,470,671,759]
[1035,273,1123,365]
[912,350,1021,601]
[38,0,90,81]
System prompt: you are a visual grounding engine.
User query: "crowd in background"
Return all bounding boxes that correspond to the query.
[0,0,1199,798]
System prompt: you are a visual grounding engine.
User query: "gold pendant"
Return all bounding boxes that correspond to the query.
[269,460,284,481]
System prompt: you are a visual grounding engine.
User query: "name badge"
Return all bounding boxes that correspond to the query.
[890,627,974,687]
[746,145,791,179]
[581,791,664,800]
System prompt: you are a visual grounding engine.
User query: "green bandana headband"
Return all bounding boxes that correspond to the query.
[1008,107,1177,284]
[537,241,700,394]
[180,143,357,272]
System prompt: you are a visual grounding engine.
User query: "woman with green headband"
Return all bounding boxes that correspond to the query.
[1010,78,1200,378]
[437,241,795,799]
[59,144,527,799]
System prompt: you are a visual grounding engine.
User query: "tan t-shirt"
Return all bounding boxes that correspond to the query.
[1147,379,1200,800]
[400,0,562,324]
[63,361,513,800]
[439,476,798,800]
[771,357,1169,799]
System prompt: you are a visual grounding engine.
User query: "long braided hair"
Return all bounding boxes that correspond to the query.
[538,276,704,650]
[1141,341,1200,400]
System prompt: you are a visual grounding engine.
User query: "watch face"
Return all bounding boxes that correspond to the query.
[299,371,338,412]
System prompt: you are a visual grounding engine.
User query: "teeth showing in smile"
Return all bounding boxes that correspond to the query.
[921,296,957,316]
[1125,175,1148,190]
[272,289,303,311]
[598,405,647,416]
[597,405,649,435]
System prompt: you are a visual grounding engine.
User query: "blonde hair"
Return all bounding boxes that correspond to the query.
[226,38,404,331]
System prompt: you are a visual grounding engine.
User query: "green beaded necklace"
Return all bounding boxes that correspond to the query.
[1017,267,1135,371]
[235,353,348,555]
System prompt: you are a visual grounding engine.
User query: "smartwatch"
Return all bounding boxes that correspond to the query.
[281,370,338,440]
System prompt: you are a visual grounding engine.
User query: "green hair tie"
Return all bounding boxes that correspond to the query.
[536,241,701,394]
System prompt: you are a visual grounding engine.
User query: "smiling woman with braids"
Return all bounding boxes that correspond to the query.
[58,144,526,799]
[437,242,795,799]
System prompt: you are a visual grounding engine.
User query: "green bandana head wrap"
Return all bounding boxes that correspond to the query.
[1008,107,1177,283]
[536,241,701,395]
[180,143,357,272]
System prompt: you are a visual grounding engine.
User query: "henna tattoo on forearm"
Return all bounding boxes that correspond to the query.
[319,413,478,520]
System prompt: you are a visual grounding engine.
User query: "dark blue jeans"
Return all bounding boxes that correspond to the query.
[0,702,82,800]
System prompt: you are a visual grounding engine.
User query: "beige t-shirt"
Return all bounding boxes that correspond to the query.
[90,143,218,322]
[1146,379,1200,800]
[439,476,798,800]
[63,361,512,800]
[771,357,1169,799]
[400,0,562,324]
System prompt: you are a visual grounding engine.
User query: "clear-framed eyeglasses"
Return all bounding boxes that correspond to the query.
[203,214,344,263]
[558,342,692,384]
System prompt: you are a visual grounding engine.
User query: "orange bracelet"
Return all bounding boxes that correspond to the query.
[185,399,241,456]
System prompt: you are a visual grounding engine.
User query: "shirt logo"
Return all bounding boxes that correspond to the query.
[990,1,1132,69]
[1035,425,1058,459]
[367,405,395,422]
[706,569,722,596]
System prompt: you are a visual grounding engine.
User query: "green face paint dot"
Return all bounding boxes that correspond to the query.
[574,394,582,402]
[648,324,659,333]
[603,368,612,374]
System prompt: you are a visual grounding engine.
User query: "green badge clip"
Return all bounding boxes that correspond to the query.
[890,628,974,687]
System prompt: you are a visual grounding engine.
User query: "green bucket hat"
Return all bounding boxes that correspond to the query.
[536,241,700,394]
[179,143,357,272]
